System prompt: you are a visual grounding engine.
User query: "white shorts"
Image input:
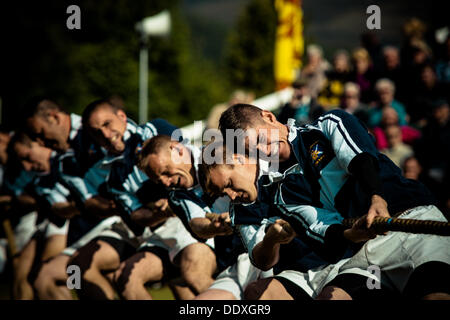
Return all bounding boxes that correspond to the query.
[208,253,273,300]
[138,217,199,264]
[45,220,69,238]
[14,211,38,251]
[338,205,450,292]
[274,258,379,298]
[62,216,125,256]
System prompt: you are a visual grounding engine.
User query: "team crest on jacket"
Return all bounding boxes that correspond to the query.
[309,141,325,166]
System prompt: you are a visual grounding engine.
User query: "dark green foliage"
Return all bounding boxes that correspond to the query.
[223,0,277,96]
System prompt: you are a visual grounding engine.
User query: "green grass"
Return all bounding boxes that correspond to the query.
[0,281,175,300]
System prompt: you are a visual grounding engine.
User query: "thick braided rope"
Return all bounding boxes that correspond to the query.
[205,213,450,236]
[343,217,450,236]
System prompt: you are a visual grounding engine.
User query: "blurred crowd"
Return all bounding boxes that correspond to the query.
[275,18,450,217]
[0,16,449,301]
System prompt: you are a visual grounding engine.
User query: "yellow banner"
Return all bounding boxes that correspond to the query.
[274,0,304,90]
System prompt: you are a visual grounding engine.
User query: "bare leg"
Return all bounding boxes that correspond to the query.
[422,293,450,300]
[114,251,164,300]
[34,254,72,300]
[179,243,216,297]
[12,238,36,300]
[195,289,236,300]
[41,235,66,261]
[245,278,294,300]
[168,277,196,300]
[71,240,121,300]
[315,286,353,300]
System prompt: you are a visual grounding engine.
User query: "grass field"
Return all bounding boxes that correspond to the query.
[0,278,175,300]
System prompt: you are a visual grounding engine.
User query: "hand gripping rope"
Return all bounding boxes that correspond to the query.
[342,217,450,236]
[205,213,450,236]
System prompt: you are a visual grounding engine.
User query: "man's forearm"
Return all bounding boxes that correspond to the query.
[190,217,219,239]
[51,202,80,219]
[131,207,168,227]
[84,196,118,218]
[251,238,280,271]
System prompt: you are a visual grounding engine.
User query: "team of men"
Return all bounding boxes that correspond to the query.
[0,97,449,300]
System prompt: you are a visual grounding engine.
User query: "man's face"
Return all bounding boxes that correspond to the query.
[245,111,291,163]
[26,113,69,152]
[334,54,349,72]
[208,159,258,203]
[144,144,194,189]
[13,141,51,173]
[87,105,128,154]
[381,108,399,126]
[433,105,450,125]
[385,126,402,147]
[403,158,421,180]
[383,49,399,70]
[343,89,359,109]
[377,87,394,105]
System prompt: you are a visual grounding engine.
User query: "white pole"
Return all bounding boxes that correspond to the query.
[138,42,149,124]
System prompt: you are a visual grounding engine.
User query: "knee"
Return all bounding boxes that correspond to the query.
[243,281,260,300]
[244,278,276,300]
[114,253,156,295]
[315,286,352,300]
[34,262,51,290]
[70,241,102,275]
[181,244,216,274]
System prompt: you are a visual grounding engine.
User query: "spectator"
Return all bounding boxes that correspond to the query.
[402,155,448,217]
[435,35,450,85]
[408,64,450,126]
[379,46,407,102]
[380,124,414,167]
[350,47,377,104]
[297,44,331,98]
[340,82,369,126]
[206,89,254,131]
[415,100,450,181]
[402,156,423,180]
[361,32,384,70]
[318,50,352,110]
[367,78,409,128]
[372,107,421,150]
[401,18,428,68]
[277,78,324,126]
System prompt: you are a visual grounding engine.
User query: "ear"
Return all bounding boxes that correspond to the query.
[45,110,59,125]
[260,110,277,125]
[116,109,127,123]
[169,141,183,156]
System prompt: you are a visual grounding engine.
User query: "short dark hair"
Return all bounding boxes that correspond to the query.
[218,103,264,138]
[197,142,233,196]
[7,131,34,161]
[81,99,122,128]
[22,97,63,120]
[137,135,173,176]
